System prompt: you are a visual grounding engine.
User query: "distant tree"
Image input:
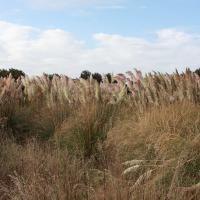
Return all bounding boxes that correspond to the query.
[9,68,25,80]
[194,68,200,76]
[80,70,117,84]
[92,73,102,83]
[80,70,91,80]
[0,69,8,77]
[105,73,112,83]
[0,68,25,80]
[105,73,118,83]
[45,73,60,81]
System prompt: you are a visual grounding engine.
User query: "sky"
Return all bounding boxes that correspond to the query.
[0,0,200,78]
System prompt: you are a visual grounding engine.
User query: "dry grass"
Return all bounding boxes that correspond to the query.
[0,138,130,200]
[1,68,200,199]
[105,101,200,199]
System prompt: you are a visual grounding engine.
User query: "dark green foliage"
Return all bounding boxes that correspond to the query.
[105,73,112,83]
[0,69,8,77]
[0,68,25,80]
[80,70,114,83]
[80,70,91,80]
[194,68,200,76]
[45,73,60,81]
[92,72,102,83]
[9,107,33,143]
[105,73,117,83]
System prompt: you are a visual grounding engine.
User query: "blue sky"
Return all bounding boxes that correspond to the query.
[0,0,200,78]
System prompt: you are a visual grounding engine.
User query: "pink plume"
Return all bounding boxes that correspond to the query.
[126,78,133,89]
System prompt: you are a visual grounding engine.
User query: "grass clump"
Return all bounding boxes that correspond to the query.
[54,100,119,159]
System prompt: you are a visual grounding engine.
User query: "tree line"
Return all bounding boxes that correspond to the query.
[1,68,200,83]
[0,69,114,83]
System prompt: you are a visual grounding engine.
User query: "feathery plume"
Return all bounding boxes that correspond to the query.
[35,76,46,92]
[89,74,94,84]
[152,75,160,92]
[146,87,155,103]
[81,88,87,103]
[159,73,168,93]
[21,74,30,94]
[122,160,144,167]
[68,77,75,91]
[111,72,114,84]
[63,86,73,103]
[114,76,125,88]
[126,71,137,82]
[61,75,68,87]
[126,78,133,89]
[75,78,80,86]
[117,85,126,102]
[170,76,176,94]
[117,73,126,83]
[95,81,100,99]
[80,78,90,91]
[131,169,153,189]
[134,68,143,80]
[122,165,140,175]
[129,88,137,97]
[42,72,51,91]
[166,73,171,83]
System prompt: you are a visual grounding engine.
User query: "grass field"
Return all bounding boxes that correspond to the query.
[1,68,200,199]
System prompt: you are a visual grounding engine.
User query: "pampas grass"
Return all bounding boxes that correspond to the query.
[2,68,200,199]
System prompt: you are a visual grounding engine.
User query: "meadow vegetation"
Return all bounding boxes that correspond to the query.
[1,68,200,199]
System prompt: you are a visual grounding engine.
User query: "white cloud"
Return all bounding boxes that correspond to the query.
[0,21,84,76]
[19,0,126,9]
[156,28,193,45]
[0,20,200,78]
[0,21,39,41]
